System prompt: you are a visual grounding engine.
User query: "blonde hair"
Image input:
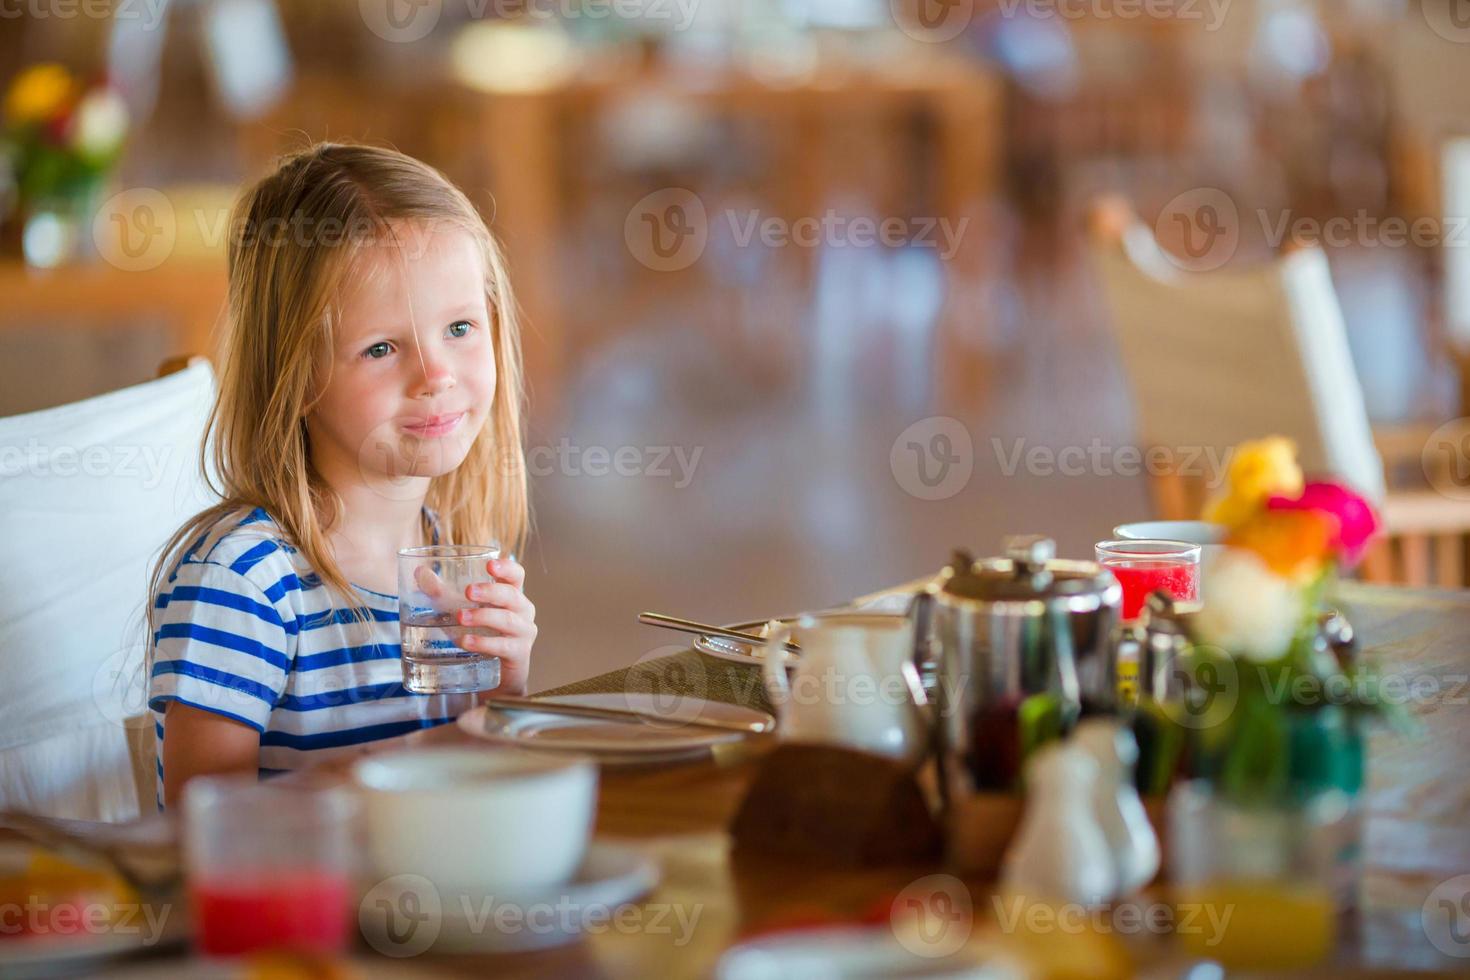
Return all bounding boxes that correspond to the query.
[147,142,528,652]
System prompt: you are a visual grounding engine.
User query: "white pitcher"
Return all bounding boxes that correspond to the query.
[762,612,929,763]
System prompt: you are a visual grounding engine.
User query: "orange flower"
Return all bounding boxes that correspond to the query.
[1224,509,1336,582]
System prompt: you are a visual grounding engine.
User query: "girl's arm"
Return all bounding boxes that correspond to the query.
[161,701,261,807]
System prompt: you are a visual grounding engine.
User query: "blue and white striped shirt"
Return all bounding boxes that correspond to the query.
[149,506,471,806]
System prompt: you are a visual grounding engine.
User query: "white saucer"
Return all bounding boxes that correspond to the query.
[717,925,1017,979]
[456,693,774,764]
[357,841,660,954]
[0,902,186,979]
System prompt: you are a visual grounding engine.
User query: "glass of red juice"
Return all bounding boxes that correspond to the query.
[1095,539,1201,620]
[183,775,357,957]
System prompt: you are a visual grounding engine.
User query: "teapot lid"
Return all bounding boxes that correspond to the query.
[938,535,1121,604]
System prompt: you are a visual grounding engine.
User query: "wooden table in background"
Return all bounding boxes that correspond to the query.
[0,259,227,362]
[458,60,1002,423]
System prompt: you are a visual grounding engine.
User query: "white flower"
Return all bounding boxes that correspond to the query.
[1193,549,1302,662]
[69,89,128,159]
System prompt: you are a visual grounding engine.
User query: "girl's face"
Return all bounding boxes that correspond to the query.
[307,222,496,495]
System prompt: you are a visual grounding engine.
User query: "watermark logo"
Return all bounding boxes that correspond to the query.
[360,0,442,43]
[1259,211,1469,251]
[1156,647,1240,731]
[992,895,1234,945]
[992,0,1232,30]
[1422,873,1470,958]
[1422,417,1470,502]
[891,874,973,958]
[0,439,174,488]
[92,643,150,729]
[622,645,712,728]
[891,0,976,43]
[0,898,173,944]
[360,874,443,957]
[1423,0,1470,45]
[992,438,1230,484]
[891,417,973,501]
[526,439,703,488]
[626,191,969,270]
[0,0,169,31]
[93,188,176,272]
[1154,187,1239,272]
[626,188,708,272]
[358,420,449,502]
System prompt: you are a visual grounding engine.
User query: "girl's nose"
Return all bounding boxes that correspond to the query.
[413,350,456,397]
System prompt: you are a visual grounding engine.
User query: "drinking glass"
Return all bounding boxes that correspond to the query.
[1095,539,1201,621]
[1168,780,1343,970]
[397,543,501,694]
[183,776,357,957]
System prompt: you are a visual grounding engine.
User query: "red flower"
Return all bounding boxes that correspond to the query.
[1266,480,1380,567]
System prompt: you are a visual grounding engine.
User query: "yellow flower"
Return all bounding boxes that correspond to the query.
[1204,436,1304,529]
[5,63,75,126]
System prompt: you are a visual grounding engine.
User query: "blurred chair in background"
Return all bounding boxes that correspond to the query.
[0,358,217,820]
[1090,196,1470,588]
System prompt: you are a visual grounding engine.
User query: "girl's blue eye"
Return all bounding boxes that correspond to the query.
[363,342,392,360]
[448,320,473,339]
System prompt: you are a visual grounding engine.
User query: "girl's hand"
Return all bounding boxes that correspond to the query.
[458,557,536,696]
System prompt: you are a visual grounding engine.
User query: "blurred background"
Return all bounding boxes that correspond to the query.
[4,0,1470,689]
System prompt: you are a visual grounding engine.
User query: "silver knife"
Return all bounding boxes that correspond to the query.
[483,695,775,734]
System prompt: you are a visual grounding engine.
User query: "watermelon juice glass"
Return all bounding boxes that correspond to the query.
[1094,539,1201,621]
[183,776,357,957]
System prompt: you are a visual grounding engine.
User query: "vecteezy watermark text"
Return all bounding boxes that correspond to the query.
[625,189,969,272]
[992,895,1234,945]
[358,0,700,44]
[0,899,172,945]
[0,0,168,29]
[890,0,1232,44]
[993,438,1231,484]
[525,439,702,487]
[358,873,701,957]
[0,439,172,489]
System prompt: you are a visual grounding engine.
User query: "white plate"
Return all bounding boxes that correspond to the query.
[0,904,186,978]
[456,693,774,763]
[96,961,446,980]
[716,925,1018,979]
[358,841,660,955]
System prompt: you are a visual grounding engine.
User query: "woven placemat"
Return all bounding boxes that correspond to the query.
[540,648,775,715]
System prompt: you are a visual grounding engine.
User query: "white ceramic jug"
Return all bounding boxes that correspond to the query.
[762,612,929,763]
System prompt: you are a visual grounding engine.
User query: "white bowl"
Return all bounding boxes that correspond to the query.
[353,747,597,894]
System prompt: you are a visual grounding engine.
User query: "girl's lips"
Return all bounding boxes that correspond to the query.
[402,412,466,438]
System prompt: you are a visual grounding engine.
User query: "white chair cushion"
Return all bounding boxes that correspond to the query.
[1097,227,1386,503]
[0,361,218,820]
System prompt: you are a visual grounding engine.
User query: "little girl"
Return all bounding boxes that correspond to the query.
[146,143,536,808]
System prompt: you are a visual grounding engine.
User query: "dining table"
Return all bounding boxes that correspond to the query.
[5,579,1469,978]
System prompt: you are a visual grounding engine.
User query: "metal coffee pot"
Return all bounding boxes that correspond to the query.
[910,535,1123,795]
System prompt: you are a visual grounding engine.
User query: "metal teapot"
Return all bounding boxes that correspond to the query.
[911,535,1123,795]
